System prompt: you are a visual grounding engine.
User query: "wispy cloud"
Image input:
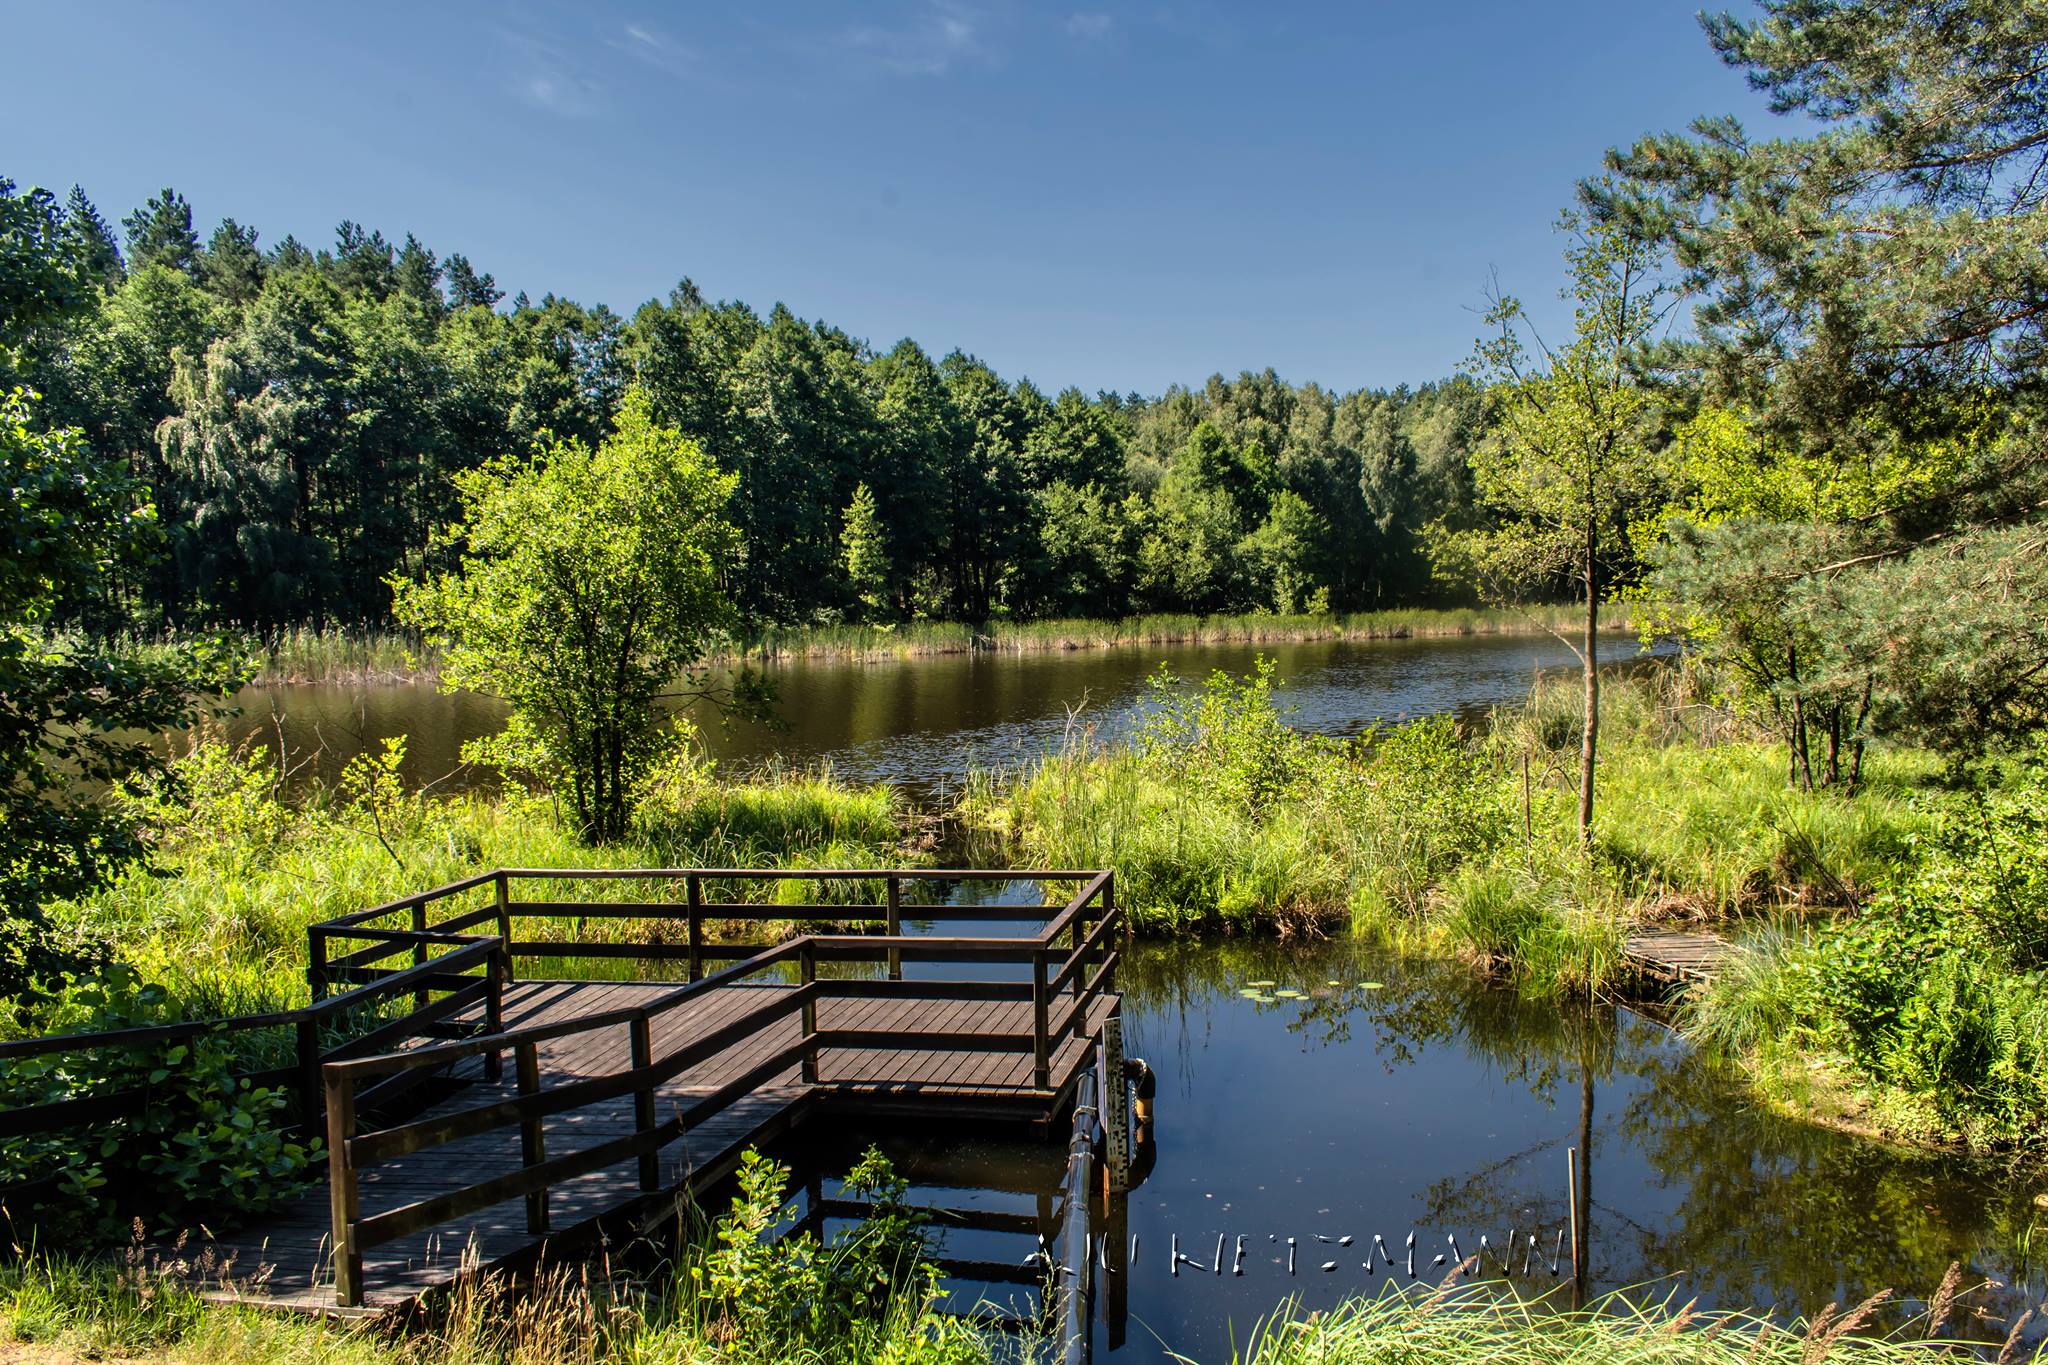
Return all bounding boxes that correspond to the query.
[612,22,697,77]
[1064,12,1113,40]
[497,27,606,116]
[839,1,987,76]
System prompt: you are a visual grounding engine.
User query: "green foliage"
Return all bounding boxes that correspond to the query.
[693,1147,976,1364]
[1600,1,2048,761]
[1689,748,2048,1146]
[0,387,244,1005]
[51,734,911,1013]
[838,482,889,619]
[394,388,748,842]
[0,964,319,1238]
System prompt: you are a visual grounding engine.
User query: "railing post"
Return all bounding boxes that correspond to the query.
[1032,950,1051,1089]
[516,1041,549,1233]
[1111,871,1125,942]
[323,1067,362,1308]
[799,942,819,1085]
[483,947,506,1084]
[630,1013,658,1191]
[307,926,328,1003]
[1102,1013,1130,1192]
[885,874,902,982]
[409,898,429,1014]
[494,871,517,983]
[686,874,704,983]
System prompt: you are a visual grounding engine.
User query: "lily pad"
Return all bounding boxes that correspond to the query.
[1273,989,1303,999]
[1357,981,1385,990]
[1248,979,1277,987]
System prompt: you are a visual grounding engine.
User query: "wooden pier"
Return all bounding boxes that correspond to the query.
[1622,929,1735,985]
[0,868,1126,1316]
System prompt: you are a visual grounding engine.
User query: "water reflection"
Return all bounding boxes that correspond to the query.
[1091,941,2040,1357]
[209,632,1666,798]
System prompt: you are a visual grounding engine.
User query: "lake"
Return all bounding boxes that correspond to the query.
[782,937,2045,1359]
[212,631,2044,1354]
[214,630,1666,798]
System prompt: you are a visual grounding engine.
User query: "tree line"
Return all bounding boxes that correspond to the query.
[2,182,1499,632]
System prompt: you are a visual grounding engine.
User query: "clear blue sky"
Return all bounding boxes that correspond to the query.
[10,1,1773,395]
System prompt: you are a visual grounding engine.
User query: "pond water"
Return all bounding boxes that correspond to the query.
[779,937,2046,1360]
[212,631,1664,797]
[200,631,2043,1353]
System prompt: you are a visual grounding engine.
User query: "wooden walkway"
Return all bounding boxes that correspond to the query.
[0,868,1131,1315]
[184,978,1113,1312]
[1623,930,1735,984]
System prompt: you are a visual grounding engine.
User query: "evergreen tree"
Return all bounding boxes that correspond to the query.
[839,483,889,618]
[198,218,264,303]
[61,186,123,285]
[444,253,502,310]
[120,187,200,276]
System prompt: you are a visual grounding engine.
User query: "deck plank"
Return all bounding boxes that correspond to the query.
[170,975,1114,1314]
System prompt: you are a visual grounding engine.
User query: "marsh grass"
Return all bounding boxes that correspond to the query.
[743,604,1630,662]
[1231,1275,2023,1364]
[31,735,916,1026]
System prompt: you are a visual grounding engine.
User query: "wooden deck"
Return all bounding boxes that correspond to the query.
[1623,930,1735,984]
[177,977,1116,1313]
[8,867,1127,1319]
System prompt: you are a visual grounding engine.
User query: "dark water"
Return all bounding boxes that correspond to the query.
[205,634,2042,1351]
[780,939,2047,1359]
[213,632,1662,797]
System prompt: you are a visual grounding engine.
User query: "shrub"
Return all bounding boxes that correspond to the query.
[0,965,319,1240]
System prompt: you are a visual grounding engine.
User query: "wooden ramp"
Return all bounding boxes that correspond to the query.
[80,867,1131,1316]
[1623,930,1735,985]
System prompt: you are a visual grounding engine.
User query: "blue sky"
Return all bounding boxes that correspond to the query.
[10,1,1774,395]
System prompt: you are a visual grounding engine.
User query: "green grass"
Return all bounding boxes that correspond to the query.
[967,664,1928,999]
[5,1256,2021,1365]
[743,604,1631,661]
[1233,1274,2020,1364]
[35,737,916,1023]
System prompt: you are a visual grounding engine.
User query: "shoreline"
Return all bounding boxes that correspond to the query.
[244,605,1636,685]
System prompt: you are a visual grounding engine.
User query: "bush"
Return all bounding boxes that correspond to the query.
[0,965,319,1239]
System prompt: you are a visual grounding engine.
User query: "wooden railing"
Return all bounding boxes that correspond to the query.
[0,936,506,1218]
[308,867,1119,1306]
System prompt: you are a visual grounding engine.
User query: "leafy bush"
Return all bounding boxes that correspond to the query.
[0,965,319,1240]
[690,1146,988,1364]
[1691,750,2048,1145]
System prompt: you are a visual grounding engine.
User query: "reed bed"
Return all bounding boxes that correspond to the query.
[743,604,1629,662]
[1235,1273,2033,1364]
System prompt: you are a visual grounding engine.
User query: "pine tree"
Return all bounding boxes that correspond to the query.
[198,218,264,302]
[840,483,889,618]
[444,254,502,310]
[62,186,123,284]
[120,187,200,276]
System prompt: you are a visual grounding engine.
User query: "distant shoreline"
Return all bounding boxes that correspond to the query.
[243,604,1637,685]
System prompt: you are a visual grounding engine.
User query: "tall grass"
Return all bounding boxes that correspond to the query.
[35,735,915,1022]
[744,604,1632,662]
[1234,1274,2024,1364]
[970,662,1937,999]
[8,1255,2023,1365]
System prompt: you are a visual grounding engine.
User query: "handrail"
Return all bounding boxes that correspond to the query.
[6,863,1117,1311]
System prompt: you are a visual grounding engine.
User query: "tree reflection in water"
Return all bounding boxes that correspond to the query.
[1116,940,2045,1345]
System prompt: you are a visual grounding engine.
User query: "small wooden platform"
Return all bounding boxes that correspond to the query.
[178,978,1114,1313]
[1623,930,1735,984]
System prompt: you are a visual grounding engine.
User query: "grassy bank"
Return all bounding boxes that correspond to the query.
[966,662,1930,995]
[230,606,1625,682]
[35,735,915,1022]
[744,603,1630,662]
[5,1254,2028,1365]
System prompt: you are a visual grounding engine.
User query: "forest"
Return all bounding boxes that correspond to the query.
[2,180,1489,632]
